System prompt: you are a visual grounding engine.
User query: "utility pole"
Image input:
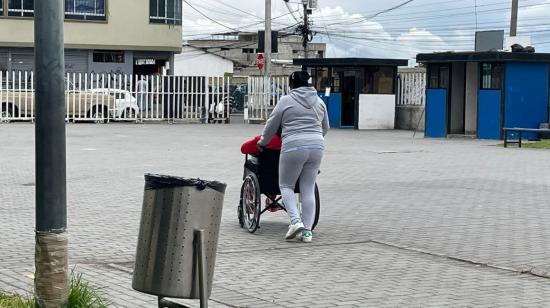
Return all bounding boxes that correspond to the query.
[303,1,309,59]
[34,1,69,307]
[264,0,271,77]
[510,0,518,36]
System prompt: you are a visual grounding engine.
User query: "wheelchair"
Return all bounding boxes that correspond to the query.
[238,149,320,233]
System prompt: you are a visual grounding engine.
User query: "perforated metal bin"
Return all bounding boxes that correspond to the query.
[132,174,226,299]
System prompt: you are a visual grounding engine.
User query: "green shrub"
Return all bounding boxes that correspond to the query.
[0,272,109,308]
[68,273,109,308]
[0,293,33,308]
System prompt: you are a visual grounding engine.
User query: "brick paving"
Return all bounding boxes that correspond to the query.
[2,123,550,307]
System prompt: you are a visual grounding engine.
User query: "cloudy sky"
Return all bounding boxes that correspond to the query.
[183,0,550,60]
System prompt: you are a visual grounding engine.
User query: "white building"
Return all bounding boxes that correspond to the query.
[174,45,234,76]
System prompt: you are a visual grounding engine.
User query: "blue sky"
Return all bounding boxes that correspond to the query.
[183,0,550,60]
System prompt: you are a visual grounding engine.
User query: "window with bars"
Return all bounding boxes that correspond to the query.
[8,0,34,17]
[480,63,503,90]
[428,64,450,89]
[150,0,182,25]
[65,0,106,20]
[93,50,125,63]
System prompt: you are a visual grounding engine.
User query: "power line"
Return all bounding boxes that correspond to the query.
[312,0,545,27]
[311,0,542,21]
[183,0,240,32]
[183,10,299,37]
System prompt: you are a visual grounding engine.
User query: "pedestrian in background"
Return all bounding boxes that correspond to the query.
[136,76,148,112]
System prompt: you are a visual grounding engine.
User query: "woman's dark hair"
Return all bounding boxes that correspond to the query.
[289,71,311,89]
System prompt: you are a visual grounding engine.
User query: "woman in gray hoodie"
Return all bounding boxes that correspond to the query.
[258,71,329,242]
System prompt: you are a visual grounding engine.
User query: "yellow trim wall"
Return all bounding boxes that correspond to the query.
[0,0,182,52]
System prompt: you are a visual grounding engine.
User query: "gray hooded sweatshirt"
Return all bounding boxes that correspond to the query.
[259,86,329,152]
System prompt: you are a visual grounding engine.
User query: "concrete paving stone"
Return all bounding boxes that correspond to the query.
[3,124,550,307]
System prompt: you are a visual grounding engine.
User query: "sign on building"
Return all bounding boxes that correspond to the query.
[256,53,265,70]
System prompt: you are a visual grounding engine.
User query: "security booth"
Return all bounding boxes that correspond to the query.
[417,52,550,139]
[294,58,408,129]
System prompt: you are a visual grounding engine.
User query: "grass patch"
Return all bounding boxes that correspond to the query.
[0,272,109,308]
[522,140,550,149]
[68,273,109,308]
[0,293,33,308]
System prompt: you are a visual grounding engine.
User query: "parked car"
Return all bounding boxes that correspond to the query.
[0,86,115,123]
[89,88,140,119]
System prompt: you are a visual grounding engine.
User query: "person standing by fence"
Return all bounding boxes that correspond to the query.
[136,76,148,112]
[258,71,329,243]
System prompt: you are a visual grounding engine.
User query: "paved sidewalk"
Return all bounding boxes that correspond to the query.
[2,123,550,307]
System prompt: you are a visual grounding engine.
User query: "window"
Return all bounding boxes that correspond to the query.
[242,48,255,54]
[480,63,503,90]
[428,64,450,89]
[8,0,34,17]
[65,0,106,20]
[150,0,182,25]
[312,67,330,90]
[331,69,341,92]
[0,0,3,16]
[93,50,124,63]
[363,66,395,94]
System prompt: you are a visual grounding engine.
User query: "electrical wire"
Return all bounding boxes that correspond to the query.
[183,0,240,32]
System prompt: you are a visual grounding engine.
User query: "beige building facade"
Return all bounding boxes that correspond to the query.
[0,0,182,75]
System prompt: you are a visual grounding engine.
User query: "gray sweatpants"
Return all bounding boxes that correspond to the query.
[279,148,323,230]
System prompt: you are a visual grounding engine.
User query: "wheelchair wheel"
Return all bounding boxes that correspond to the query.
[241,173,261,233]
[313,183,320,230]
[297,183,321,231]
[238,182,245,228]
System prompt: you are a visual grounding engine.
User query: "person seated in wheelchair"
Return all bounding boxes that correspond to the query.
[240,135,281,157]
[241,135,282,211]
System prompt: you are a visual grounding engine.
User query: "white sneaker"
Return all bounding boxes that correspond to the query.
[285,219,305,240]
[297,230,313,243]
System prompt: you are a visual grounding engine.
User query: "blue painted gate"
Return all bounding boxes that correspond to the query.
[319,92,342,128]
[478,90,502,139]
[504,62,549,140]
[425,89,447,138]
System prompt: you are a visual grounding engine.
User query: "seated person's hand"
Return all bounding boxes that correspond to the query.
[256,137,264,152]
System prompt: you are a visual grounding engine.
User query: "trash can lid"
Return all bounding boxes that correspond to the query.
[144,174,227,193]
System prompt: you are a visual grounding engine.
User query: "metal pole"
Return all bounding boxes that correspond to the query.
[194,230,208,308]
[303,3,309,59]
[34,0,68,307]
[264,0,272,120]
[510,0,518,37]
[264,0,271,78]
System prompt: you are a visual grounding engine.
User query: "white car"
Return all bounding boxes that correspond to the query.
[89,88,140,119]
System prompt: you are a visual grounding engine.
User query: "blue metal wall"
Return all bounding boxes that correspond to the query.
[425,89,447,138]
[478,90,502,139]
[318,92,342,128]
[505,62,549,140]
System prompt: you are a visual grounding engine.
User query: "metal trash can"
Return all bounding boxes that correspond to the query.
[132,174,226,299]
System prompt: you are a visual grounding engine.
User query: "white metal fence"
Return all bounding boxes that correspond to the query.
[397,71,426,106]
[246,76,289,121]
[0,71,231,124]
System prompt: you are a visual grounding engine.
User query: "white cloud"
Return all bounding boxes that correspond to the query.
[313,6,448,63]
[183,1,550,57]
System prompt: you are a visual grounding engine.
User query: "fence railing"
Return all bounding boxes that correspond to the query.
[0,71,231,124]
[246,76,289,121]
[397,71,426,106]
